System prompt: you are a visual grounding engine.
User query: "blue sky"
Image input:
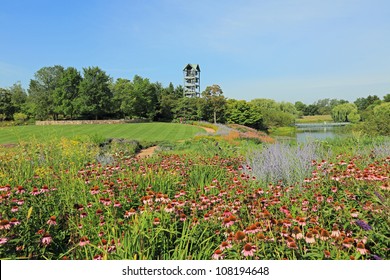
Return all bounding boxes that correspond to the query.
[1,0,389,104]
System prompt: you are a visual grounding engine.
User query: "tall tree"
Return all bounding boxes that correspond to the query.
[78,66,113,119]
[173,97,201,121]
[354,95,381,118]
[0,88,12,120]
[225,99,263,129]
[201,84,226,124]
[331,103,360,123]
[9,82,27,115]
[54,67,82,119]
[111,78,133,118]
[28,65,64,120]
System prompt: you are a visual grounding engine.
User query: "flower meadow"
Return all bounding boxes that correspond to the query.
[0,134,389,260]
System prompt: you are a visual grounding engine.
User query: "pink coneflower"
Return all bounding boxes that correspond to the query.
[15,186,25,194]
[0,219,11,230]
[241,243,256,257]
[113,201,121,207]
[47,216,57,226]
[245,224,259,234]
[356,242,368,255]
[41,185,49,193]
[164,203,175,213]
[124,208,136,218]
[331,186,338,193]
[30,187,40,196]
[291,226,303,239]
[179,213,187,222]
[79,236,90,246]
[350,208,359,218]
[331,225,340,238]
[319,229,330,241]
[102,198,111,206]
[342,238,354,249]
[80,212,87,218]
[90,186,100,195]
[93,254,103,260]
[305,232,315,244]
[192,217,199,226]
[324,250,331,259]
[9,218,20,226]
[234,231,246,242]
[297,217,306,226]
[11,206,19,213]
[287,240,298,249]
[222,216,236,228]
[0,237,9,245]
[0,184,10,191]
[153,217,160,225]
[220,241,232,251]
[41,233,52,246]
[212,249,224,260]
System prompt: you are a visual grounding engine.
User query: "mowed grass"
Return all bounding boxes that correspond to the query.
[295,115,333,123]
[0,123,207,144]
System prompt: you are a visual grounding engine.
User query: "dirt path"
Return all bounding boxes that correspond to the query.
[135,146,158,159]
[135,125,216,159]
[200,126,216,133]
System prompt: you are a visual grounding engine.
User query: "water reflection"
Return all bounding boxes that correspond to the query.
[275,127,348,144]
[297,127,341,143]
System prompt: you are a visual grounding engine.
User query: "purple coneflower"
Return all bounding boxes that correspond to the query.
[0,237,9,245]
[79,236,90,246]
[47,216,57,226]
[212,249,224,260]
[41,233,52,246]
[220,241,232,251]
[356,242,368,255]
[242,243,256,257]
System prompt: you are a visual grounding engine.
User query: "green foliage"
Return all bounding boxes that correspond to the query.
[27,65,65,120]
[225,99,263,129]
[200,84,226,124]
[13,112,28,125]
[354,95,381,112]
[9,82,27,115]
[54,67,82,119]
[173,97,202,121]
[0,88,13,120]
[77,67,113,119]
[361,102,390,136]
[331,103,360,122]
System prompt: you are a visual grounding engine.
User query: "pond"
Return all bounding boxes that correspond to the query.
[275,126,351,144]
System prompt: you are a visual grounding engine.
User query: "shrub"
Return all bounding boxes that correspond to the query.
[13,112,28,125]
[245,141,325,185]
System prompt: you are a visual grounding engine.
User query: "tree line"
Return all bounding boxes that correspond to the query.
[1,65,389,134]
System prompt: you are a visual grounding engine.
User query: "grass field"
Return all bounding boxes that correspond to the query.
[0,123,206,144]
[295,115,333,123]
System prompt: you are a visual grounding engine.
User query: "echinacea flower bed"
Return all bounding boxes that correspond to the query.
[0,136,389,260]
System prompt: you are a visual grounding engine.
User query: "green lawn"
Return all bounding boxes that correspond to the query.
[295,115,333,123]
[0,123,207,144]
